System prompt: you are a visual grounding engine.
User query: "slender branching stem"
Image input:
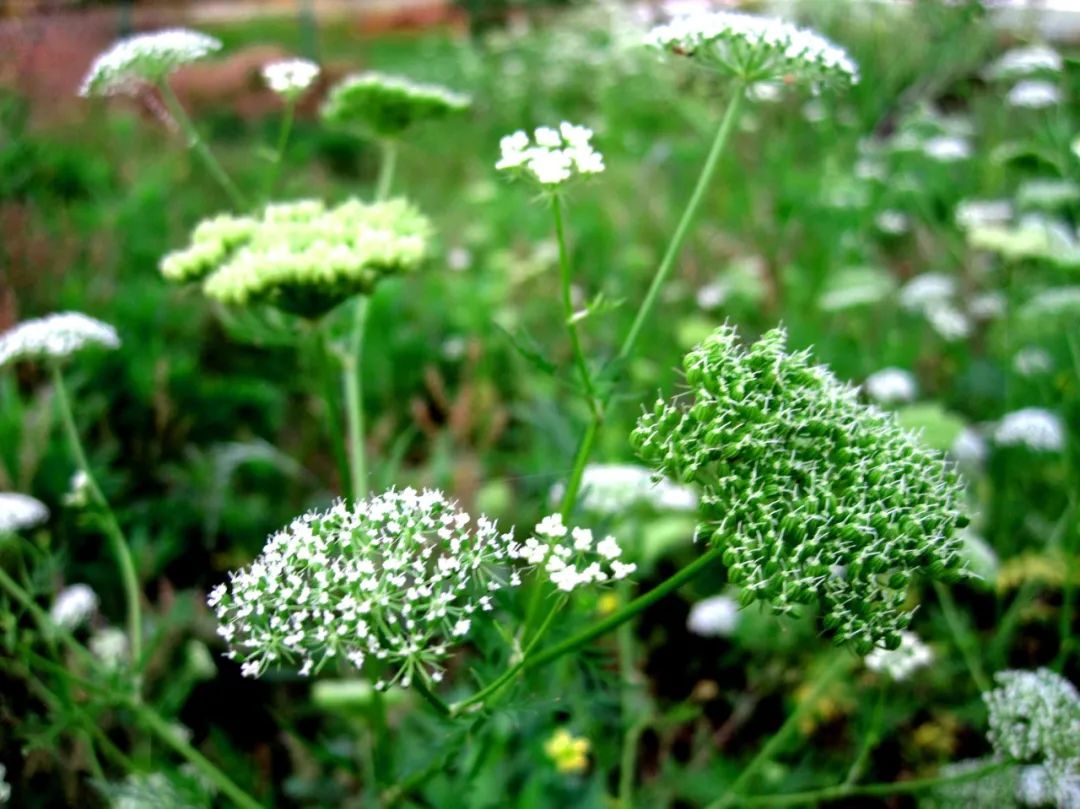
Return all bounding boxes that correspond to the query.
[158,81,248,210]
[51,365,143,667]
[265,98,297,199]
[933,580,990,692]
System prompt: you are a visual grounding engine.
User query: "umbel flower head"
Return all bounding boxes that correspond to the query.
[645,11,858,88]
[549,463,696,516]
[160,198,432,317]
[50,583,99,630]
[262,58,320,100]
[211,490,633,688]
[984,668,1080,804]
[321,72,470,137]
[79,29,221,97]
[864,630,933,681]
[631,326,968,653]
[496,122,605,187]
[0,492,49,534]
[0,312,120,368]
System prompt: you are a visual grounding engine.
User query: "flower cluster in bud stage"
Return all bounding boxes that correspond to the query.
[496,123,605,187]
[631,326,968,654]
[210,489,633,688]
[262,58,320,99]
[321,72,470,137]
[645,11,858,88]
[0,493,49,534]
[79,29,222,97]
[0,312,120,368]
[984,668,1080,806]
[159,198,432,317]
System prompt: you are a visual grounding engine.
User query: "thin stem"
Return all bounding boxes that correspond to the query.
[617,84,744,364]
[159,80,248,210]
[265,98,296,200]
[558,414,601,521]
[551,194,600,417]
[843,682,886,786]
[933,580,990,692]
[52,366,142,667]
[708,653,851,809]
[734,759,1011,807]
[375,140,399,201]
[412,674,451,717]
[342,297,370,503]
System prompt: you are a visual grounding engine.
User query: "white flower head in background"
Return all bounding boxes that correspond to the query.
[874,210,909,235]
[645,11,859,87]
[89,627,129,668]
[960,530,999,585]
[64,471,92,508]
[1007,80,1062,110]
[79,28,221,97]
[1013,347,1053,377]
[922,135,972,162]
[926,303,972,342]
[0,312,119,368]
[994,408,1065,452]
[863,368,918,406]
[50,584,99,630]
[899,273,956,313]
[864,630,933,681]
[496,123,605,187]
[0,493,49,534]
[1017,765,1080,809]
[687,593,739,637]
[956,199,1012,231]
[262,58,320,100]
[968,290,1006,321]
[0,763,9,803]
[951,426,988,473]
[551,463,697,515]
[986,44,1063,80]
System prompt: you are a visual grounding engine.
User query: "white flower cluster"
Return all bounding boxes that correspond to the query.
[551,463,697,516]
[956,199,1013,231]
[645,11,858,87]
[921,134,972,163]
[0,312,119,367]
[496,123,605,186]
[0,763,8,804]
[262,58,320,99]
[1008,80,1062,110]
[1013,347,1053,377]
[0,493,49,533]
[862,368,917,406]
[49,584,98,630]
[898,274,973,342]
[864,630,933,681]
[79,29,221,97]
[986,44,1062,80]
[522,513,636,591]
[984,668,1080,806]
[686,593,739,637]
[211,490,634,688]
[89,627,129,668]
[951,426,989,473]
[995,408,1066,453]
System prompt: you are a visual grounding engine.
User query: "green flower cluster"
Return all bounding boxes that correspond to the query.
[159,198,432,316]
[630,325,968,653]
[321,72,470,138]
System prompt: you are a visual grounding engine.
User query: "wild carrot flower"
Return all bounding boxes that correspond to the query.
[0,312,119,367]
[160,198,432,316]
[79,29,221,97]
[0,493,49,534]
[645,11,858,87]
[496,123,605,187]
[632,326,968,653]
[50,584,99,630]
[994,408,1065,452]
[321,72,470,137]
[262,59,320,100]
[1007,80,1062,109]
[687,593,739,637]
[864,631,933,681]
[863,368,917,406]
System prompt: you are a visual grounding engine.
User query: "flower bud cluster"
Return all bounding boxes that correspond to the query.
[630,326,968,653]
[262,59,320,100]
[79,29,221,97]
[211,490,634,688]
[321,72,470,137]
[160,198,432,317]
[645,11,858,88]
[984,668,1080,806]
[0,312,120,367]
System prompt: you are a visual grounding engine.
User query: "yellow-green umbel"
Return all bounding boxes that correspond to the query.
[631,325,968,654]
[321,72,470,138]
[159,198,433,317]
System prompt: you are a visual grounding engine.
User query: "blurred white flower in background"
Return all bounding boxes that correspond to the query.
[1007,80,1062,109]
[64,471,92,508]
[89,627,129,668]
[79,29,221,97]
[496,123,605,186]
[900,273,956,312]
[960,530,999,585]
[922,135,971,162]
[551,464,697,515]
[985,44,1062,80]
[0,763,9,804]
[951,427,989,472]
[695,280,729,311]
[926,304,972,341]
[956,199,1013,231]
[49,584,99,630]
[0,312,120,367]
[0,493,49,534]
[995,408,1065,452]
[863,368,918,405]
[1013,347,1053,376]
[875,210,909,235]
[687,594,740,637]
[864,631,933,681]
[968,291,1007,321]
[262,58,320,99]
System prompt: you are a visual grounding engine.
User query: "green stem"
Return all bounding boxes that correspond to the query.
[843,682,886,786]
[551,194,600,417]
[343,297,370,503]
[933,580,990,692]
[52,366,143,667]
[265,98,296,200]
[159,81,248,210]
[558,414,601,521]
[617,84,744,364]
[376,140,399,201]
[734,759,1011,807]
[412,674,451,717]
[708,653,851,809]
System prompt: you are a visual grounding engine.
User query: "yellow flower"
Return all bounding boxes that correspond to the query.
[597,593,621,616]
[544,728,590,774]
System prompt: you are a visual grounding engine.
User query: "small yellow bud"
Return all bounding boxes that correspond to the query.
[544,728,590,775]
